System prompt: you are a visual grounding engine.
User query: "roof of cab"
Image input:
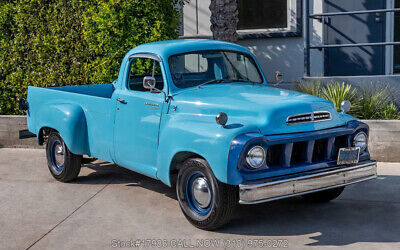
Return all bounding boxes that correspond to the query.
[126,39,252,60]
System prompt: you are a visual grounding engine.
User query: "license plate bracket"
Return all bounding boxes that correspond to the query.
[337,147,360,165]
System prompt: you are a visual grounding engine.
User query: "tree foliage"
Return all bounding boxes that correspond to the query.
[0,0,183,114]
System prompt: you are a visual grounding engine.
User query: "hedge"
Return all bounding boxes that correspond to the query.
[0,0,183,115]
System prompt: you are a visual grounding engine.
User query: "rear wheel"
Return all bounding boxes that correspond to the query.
[46,132,82,182]
[301,187,345,203]
[176,158,237,230]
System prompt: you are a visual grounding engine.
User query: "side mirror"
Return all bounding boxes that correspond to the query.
[143,76,156,90]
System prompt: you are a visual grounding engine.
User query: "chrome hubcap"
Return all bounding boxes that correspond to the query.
[54,143,65,167]
[191,177,211,208]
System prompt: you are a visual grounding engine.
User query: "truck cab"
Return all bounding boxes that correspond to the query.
[26,39,377,230]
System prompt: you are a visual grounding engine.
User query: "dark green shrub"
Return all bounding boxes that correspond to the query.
[296,81,400,120]
[321,81,358,113]
[296,81,359,115]
[295,80,323,97]
[353,86,400,120]
[0,0,184,115]
[381,103,400,120]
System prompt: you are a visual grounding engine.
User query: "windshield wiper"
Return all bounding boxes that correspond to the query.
[197,78,253,88]
[197,79,226,88]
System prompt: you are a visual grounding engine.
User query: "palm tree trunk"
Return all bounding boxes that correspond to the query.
[209,0,238,42]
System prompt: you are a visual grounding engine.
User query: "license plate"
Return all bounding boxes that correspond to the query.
[337,147,360,165]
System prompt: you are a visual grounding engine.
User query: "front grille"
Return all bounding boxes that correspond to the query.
[266,134,349,167]
[287,111,331,125]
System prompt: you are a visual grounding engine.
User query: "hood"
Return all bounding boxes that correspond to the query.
[171,83,353,135]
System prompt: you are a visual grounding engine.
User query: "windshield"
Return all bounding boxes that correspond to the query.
[168,50,263,89]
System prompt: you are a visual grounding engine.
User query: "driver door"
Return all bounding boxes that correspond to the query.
[113,55,165,178]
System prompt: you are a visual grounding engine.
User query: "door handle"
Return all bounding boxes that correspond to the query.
[117,98,127,104]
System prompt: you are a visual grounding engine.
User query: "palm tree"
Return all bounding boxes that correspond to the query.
[209,0,238,42]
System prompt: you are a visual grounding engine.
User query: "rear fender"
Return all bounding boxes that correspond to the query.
[35,103,88,155]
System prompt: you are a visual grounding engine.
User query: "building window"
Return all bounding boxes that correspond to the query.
[236,0,300,38]
[238,0,287,30]
[394,0,400,74]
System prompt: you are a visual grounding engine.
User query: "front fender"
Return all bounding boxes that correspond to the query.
[156,113,259,186]
[35,103,88,155]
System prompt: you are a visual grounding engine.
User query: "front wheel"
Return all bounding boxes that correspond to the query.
[46,132,82,182]
[176,158,238,230]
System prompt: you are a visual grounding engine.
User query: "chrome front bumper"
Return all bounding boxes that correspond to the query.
[239,161,377,204]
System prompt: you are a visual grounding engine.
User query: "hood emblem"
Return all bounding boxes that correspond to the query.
[287,111,331,125]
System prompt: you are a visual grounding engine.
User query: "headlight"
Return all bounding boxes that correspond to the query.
[246,146,266,169]
[353,131,367,151]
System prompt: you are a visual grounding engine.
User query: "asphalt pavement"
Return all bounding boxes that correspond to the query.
[0,148,399,250]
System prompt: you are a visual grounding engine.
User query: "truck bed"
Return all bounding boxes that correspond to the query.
[27,83,116,162]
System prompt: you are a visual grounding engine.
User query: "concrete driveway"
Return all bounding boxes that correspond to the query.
[0,148,399,250]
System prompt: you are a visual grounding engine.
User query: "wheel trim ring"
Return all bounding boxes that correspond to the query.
[185,171,213,215]
[50,140,64,175]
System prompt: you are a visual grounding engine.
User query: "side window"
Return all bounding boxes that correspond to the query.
[128,57,164,91]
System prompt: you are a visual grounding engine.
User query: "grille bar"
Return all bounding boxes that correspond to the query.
[303,140,315,163]
[287,111,331,125]
[280,143,293,167]
[325,137,336,160]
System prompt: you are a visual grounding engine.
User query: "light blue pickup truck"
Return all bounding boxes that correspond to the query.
[25,39,377,230]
